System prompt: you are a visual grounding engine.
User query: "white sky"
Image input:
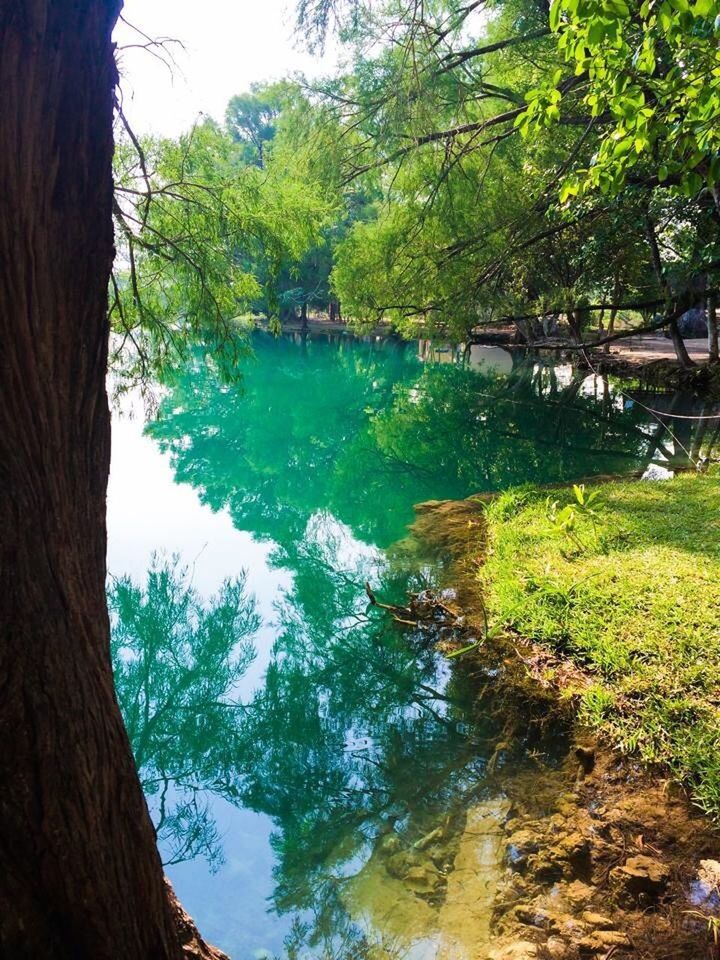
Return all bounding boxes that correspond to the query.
[114,0,339,137]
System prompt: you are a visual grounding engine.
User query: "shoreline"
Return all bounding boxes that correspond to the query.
[255,317,720,392]
[402,482,720,958]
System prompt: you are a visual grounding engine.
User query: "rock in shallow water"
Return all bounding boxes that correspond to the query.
[403,863,443,895]
[581,910,616,930]
[506,828,541,867]
[578,930,631,954]
[610,854,670,901]
[485,941,538,960]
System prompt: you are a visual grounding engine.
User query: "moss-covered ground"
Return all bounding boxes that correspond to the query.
[479,469,720,816]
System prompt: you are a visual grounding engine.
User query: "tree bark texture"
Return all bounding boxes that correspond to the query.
[0,4,189,957]
[667,314,695,369]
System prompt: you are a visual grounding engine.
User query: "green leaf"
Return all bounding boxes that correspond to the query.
[550,0,563,31]
[446,641,482,659]
[560,179,580,202]
[604,0,631,16]
[693,0,713,15]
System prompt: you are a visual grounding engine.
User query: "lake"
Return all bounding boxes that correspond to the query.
[106,331,713,959]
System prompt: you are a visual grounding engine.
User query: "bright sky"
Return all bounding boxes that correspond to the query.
[114,0,338,137]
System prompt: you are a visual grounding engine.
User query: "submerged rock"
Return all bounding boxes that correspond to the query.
[688,858,720,909]
[384,850,412,879]
[526,850,564,882]
[555,831,591,876]
[581,911,616,930]
[377,832,401,855]
[486,940,538,960]
[507,828,541,868]
[563,880,594,906]
[698,859,720,896]
[544,937,568,958]
[578,930,631,954]
[511,904,556,930]
[403,863,443,895]
[610,855,670,901]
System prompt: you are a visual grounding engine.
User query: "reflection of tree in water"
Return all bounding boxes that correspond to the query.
[109,555,259,870]
[109,540,502,958]
[369,359,720,494]
[126,337,717,956]
[148,334,707,555]
[242,524,490,932]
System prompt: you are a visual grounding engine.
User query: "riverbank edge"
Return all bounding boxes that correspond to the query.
[409,473,720,958]
[255,316,720,392]
[476,470,720,817]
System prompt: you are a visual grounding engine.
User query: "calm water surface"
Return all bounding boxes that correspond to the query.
[107,333,713,959]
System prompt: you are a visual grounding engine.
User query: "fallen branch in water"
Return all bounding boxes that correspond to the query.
[364,582,461,630]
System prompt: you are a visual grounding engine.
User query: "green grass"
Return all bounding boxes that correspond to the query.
[479,470,720,817]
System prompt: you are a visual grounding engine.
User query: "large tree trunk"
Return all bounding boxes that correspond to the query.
[602,306,618,355]
[0,4,198,958]
[603,273,621,354]
[668,314,695,369]
[644,215,695,369]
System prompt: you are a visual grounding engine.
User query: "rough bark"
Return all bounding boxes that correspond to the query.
[602,306,618,355]
[0,4,200,958]
[667,314,695,368]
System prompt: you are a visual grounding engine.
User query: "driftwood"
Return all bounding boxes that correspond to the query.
[364,582,461,630]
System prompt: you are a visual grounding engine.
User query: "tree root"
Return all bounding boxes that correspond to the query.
[165,879,230,960]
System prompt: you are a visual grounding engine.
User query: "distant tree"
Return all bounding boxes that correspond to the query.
[225,83,287,166]
[295,0,720,361]
[111,115,330,381]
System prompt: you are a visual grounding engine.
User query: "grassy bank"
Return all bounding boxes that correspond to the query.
[479,469,720,817]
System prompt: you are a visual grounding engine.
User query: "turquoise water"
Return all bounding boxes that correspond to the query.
[106,333,712,959]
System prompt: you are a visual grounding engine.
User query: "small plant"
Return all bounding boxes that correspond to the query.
[546,484,603,552]
[684,910,720,946]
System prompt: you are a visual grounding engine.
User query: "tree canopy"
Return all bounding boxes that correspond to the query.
[279,0,720,357]
[105,0,720,384]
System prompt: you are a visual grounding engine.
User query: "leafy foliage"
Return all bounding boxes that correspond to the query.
[286,0,720,350]
[540,0,720,198]
[111,111,332,387]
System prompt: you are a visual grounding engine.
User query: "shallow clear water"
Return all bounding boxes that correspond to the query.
[106,333,714,959]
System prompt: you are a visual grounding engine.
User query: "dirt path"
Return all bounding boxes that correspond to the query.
[606,334,709,363]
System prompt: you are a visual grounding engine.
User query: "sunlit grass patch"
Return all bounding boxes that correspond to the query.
[480,469,720,816]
